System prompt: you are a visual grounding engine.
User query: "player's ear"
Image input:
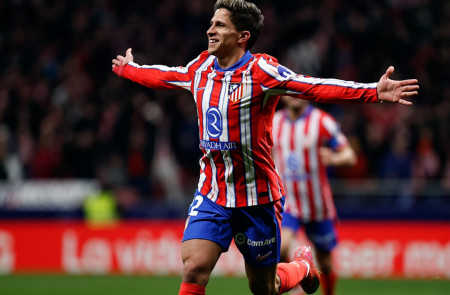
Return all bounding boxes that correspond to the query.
[238,31,251,45]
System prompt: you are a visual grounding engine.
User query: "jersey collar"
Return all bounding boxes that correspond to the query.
[213,51,253,72]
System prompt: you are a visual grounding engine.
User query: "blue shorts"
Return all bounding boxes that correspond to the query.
[183,191,285,266]
[281,212,337,252]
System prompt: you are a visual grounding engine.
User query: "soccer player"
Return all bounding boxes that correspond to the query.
[272,96,356,295]
[111,1,418,294]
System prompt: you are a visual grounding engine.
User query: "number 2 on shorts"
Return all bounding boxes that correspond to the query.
[189,195,203,216]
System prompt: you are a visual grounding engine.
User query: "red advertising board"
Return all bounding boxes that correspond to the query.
[0,220,449,278]
[333,221,450,279]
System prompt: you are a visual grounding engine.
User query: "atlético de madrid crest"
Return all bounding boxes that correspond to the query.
[228,83,242,102]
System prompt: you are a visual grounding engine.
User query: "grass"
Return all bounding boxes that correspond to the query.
[0,274,449,295]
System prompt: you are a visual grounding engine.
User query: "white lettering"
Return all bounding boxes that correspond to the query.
[200,140,238,150]
[115,237,135,274]
[403,241,450,279]
[80,238,111,274]
[61,229,247,275]
[62,230,111,274]
[246,237,276,247]
[0,231,14,274]
[336,240,399,278]
[115,230,183,275]
[62,231,82,273]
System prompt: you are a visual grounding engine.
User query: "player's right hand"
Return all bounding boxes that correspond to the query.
[112,48,133,77]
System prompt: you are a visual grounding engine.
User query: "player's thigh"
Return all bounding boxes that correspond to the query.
[280,212,301,259]
[281,226,296,241]
[280,227,296,259]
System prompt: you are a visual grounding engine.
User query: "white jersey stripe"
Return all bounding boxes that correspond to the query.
[295,119,310,220]
[291,76,378,89]
[240,73,257,206]
[197,159,207,192]
[308,110,323,220]
[193,56,215,102]
[220,73,236,207]
[206,152,219,203]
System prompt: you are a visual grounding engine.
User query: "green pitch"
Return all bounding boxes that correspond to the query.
[0,275,449,295]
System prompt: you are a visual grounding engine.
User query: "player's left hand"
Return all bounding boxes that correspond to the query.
[376,66,419,105]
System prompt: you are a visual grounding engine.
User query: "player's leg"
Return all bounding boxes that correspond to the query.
[179,191,233,295]
[279,211,307,294]
[305,220,338,295]
[276,245,320,295]
[245,257,319,295]
[180,239,223,292]
[280,212,301,262]
[233,198,319,294]
[245,258,319,295]
[232,199,284,294]
[280,228,296,262]
[315,249,336,295]
[245,263,279,295]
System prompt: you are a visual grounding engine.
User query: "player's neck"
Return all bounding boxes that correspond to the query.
[288,105,307,120]
[216,48,246,69]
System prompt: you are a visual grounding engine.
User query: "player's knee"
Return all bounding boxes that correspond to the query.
[279,245,290,262]
[318,261,332,275]
[182,260,212,286]
[316,250,333,274]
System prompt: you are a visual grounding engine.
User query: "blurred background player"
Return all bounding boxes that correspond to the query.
[272,96,357,295]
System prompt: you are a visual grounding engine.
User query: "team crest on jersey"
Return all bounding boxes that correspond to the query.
[228,83,242,103]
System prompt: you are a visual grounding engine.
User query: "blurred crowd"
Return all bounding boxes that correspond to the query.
[0,0,449,217]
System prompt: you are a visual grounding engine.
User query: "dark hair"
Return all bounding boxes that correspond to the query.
[214,0,264,50]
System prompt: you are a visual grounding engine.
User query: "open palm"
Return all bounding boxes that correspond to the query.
[376,66,419,105]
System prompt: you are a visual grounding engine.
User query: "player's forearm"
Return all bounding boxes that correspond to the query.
[330,147,357,167]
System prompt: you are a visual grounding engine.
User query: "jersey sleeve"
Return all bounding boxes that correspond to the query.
[118,54,202,92]
[255,54,379,104]
[320,113,349,150]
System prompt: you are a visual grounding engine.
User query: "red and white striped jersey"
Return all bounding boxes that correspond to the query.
[272,106,348,221]
[118,50,378,208]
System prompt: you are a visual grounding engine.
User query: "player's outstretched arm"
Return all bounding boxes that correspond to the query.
[376,66,419,105]
[319,146,356,167]
[112,48,134,77]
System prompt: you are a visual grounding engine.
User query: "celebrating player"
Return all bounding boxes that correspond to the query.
[272,96,357,295]
[111,1,418,294]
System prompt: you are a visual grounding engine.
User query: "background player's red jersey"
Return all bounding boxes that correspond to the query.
[118,50,378,208]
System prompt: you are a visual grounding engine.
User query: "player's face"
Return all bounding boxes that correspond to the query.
[282,96,308,110]
[207,8,241,58]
